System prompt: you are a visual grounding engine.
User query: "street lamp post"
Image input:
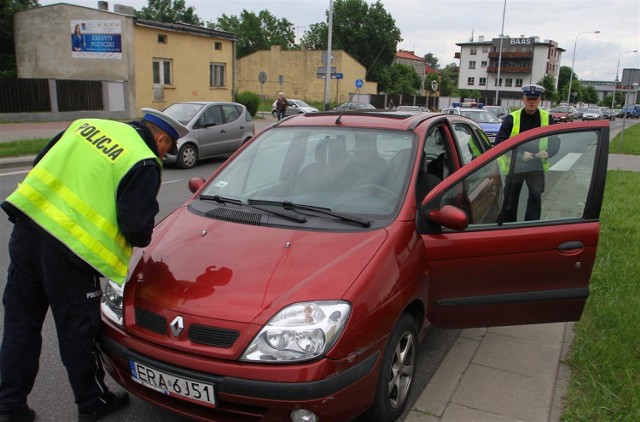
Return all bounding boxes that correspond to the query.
[566,30,600,104]
[611,50,638,109]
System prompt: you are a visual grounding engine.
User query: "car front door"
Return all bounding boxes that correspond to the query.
[419,121,609,328]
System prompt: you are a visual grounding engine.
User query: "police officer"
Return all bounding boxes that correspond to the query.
[0,109,188,421]
[494,84,558,222]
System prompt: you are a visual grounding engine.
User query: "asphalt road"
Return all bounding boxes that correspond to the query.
[0,153,458,421]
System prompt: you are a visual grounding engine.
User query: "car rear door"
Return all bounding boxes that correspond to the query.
[419,121,609,328]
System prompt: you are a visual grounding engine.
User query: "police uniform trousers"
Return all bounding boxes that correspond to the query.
[502,170,545,222]
[0,216,110,414]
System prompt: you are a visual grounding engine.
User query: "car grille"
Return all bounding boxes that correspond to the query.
[135,307,240,348]
[189,324,240,348]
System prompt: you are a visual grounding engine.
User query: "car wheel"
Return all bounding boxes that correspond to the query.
[364,313,417,422]
[272,110,278,118]
[177,144,198,169]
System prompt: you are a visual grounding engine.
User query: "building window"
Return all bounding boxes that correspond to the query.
[515,78,523,87]
[470,48,477,55]
[210,63,226,87]
[214,42,222,51]
[158,34,167,44]
[482,46,489,53]
[467,77,475,86]
[494,78,502,87]
[152,58,172,85]
[505,78,513,87]
[469,61,476,69]
[481,61,487,68]
[479,77,487,86]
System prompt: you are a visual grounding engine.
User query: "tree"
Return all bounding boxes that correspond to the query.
[537,74,558,104]
[300,0,402,86]
[210,10,295,59]
[136,0,203,26]
[386,63,420,95]
[582,85,599,105]
[0,0,40,77]
[423,53,439,70]
[438,63,459,96]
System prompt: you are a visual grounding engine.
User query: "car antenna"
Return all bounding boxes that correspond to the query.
[335,46,386,125]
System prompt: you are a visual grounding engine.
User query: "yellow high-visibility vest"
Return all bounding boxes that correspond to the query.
[498,109,550,174]
[6,119,160,285]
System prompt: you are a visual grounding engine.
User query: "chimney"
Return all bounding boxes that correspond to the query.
[98,1,108,10]
[114,4,135,15]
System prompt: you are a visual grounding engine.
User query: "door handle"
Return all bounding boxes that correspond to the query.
[557,241,584,253]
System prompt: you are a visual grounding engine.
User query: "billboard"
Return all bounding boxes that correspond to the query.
[71,20,122,59]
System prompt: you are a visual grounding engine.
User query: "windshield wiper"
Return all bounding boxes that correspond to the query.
[248,199,371,228]
[199,195,306,223]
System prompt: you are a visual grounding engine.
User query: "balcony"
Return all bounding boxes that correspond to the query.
[487,66,532,74]
[488,51,533,59]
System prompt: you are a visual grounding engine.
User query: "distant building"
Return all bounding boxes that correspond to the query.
[14,2,236,118]
[455,35,564,100]
[581,68,639,104]
[236,45,377,104]
[395,50,440,95]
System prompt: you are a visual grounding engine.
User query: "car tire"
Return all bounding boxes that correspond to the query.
[272,110,278,118]
[177,144,198,169]
[364,313,417,422]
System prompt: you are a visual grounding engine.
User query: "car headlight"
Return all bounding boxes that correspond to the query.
[241,301,351,363]
[100,279,124,327]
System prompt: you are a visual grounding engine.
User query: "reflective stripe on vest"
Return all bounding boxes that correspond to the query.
[6,119,160,285]
[498,109,550,174]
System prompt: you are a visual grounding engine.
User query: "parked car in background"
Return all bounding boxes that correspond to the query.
[575,106,588,119]
[581,108,603,121]
[333,102,376,111]
[441,107,502,144]
[99,111,610,421]
[621,104,640,119]
[600,108,616,121]
[395,105,426,111]
[484,105,510,120]
[549,105,578,123]
[162,101,254,169]
[271,99,319,118]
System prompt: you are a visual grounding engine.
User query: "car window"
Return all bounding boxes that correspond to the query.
[439,130,600,227]
[451,123,487,165]
[222,104,240,123]
[201,105,223,127]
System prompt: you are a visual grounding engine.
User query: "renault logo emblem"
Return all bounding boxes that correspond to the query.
[170,316,184,337]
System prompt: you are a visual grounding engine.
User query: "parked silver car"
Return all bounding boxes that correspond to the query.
[162,102,255,169]
[271,99,319,117]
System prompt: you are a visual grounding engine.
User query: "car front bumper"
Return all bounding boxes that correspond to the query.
[99,331,381,421]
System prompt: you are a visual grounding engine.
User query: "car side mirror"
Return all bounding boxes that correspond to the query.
[427,205,469,231]
[188,177,206,193]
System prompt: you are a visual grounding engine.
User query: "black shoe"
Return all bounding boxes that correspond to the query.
[78,392,129,422]
[0,405,35,422]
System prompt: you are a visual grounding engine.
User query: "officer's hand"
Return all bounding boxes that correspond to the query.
[523,151,535,161]
[535,151,549,159]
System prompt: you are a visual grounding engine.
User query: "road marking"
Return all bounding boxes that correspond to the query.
[550,153,582,172]
[0,169,30,177]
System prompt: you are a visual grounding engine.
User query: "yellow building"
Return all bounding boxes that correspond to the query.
[14,2,236,118]
[237,45,377,104]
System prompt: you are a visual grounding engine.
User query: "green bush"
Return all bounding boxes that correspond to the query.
[235,91,260,116]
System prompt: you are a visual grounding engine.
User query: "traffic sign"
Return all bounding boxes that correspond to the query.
[431,80,439,91]
[258,71,266,84]
[355,79,363,89]
[336,73,343,79]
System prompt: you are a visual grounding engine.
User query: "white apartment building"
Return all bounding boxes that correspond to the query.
[455,35,564,100]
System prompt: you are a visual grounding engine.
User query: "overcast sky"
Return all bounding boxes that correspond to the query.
[42,0,640,81]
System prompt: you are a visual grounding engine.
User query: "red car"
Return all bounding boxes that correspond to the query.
[100,111,609,421]
[549,105,578,123]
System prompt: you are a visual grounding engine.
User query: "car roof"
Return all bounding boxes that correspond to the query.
[270,109,459,131]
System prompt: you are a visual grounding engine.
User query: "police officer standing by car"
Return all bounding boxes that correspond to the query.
[0,109,188,421]
[495,84,559,222]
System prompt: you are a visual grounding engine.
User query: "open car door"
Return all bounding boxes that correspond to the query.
[419,121,609,328]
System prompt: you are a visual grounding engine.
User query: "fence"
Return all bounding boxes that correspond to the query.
[0,78,130,122]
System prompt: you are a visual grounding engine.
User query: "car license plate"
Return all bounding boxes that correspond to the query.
[129,360,216,407]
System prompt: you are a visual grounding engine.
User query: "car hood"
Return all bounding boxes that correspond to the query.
[128,205,387,324]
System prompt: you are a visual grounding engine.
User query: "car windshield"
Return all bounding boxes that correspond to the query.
[292,100,311,107]
[459,110,500,123]
[163,103,204,125]
[200,127,416,223]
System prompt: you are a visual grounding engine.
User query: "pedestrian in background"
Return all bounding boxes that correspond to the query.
[276,92,288,120]
[494,84,559,222]
[0,109,188,421]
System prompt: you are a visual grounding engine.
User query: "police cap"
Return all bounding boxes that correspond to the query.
[522,84,545,98]
[141,108,189,155]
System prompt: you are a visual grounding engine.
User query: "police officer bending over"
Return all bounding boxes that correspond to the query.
[494,84,559,222]
[0,109,188,421]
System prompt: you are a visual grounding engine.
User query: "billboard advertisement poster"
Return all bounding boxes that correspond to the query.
[71,20,122,59]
